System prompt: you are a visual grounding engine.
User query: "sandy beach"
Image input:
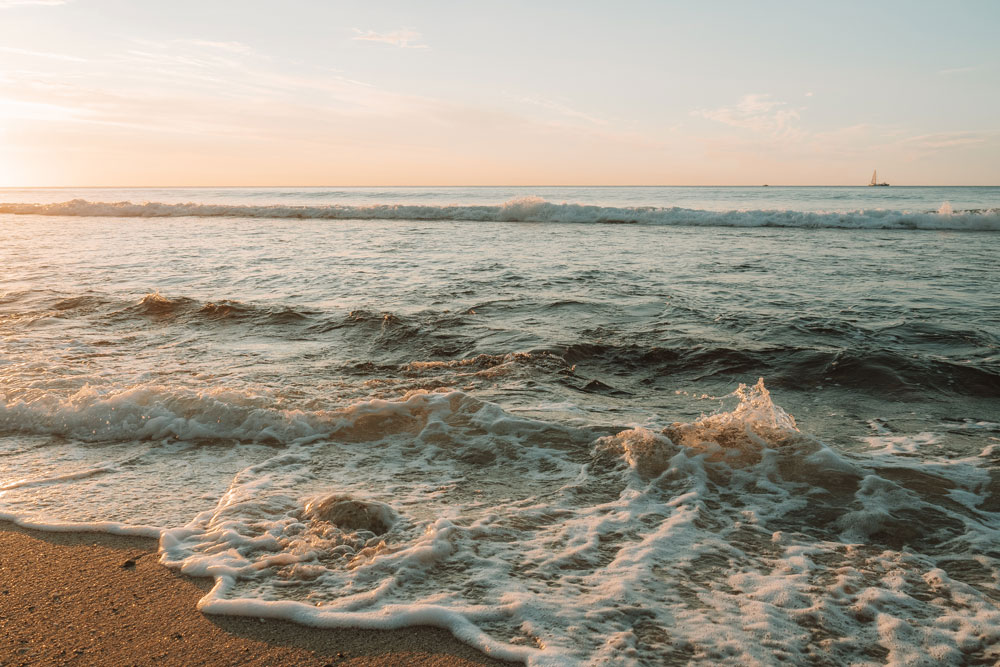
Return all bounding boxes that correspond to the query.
[0,521,517,667]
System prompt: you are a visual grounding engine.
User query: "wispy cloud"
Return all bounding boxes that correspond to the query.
[694,94,803,139]
[898,130,994,152]
[0,97,83,121]
[898,131,1000,159]
[0,0,70,7]
[938,66,978,75]
[124,38,256,63]
[352,28,428,49]
[179,40,254,55]
[520,96,607,126]
[0,34,442,138]
[0,45,87,62]
[101,38,263,94]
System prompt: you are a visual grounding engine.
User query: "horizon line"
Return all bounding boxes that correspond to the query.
[2,184,998,189]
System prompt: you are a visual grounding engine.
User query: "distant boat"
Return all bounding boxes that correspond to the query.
[869,169,889,186]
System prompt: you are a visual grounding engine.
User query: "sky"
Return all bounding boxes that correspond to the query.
[0,0,998,186]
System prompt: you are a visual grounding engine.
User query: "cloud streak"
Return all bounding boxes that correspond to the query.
[352,28,428,49]
[180,40,255,55]
[0,0,70,7]
[520,96,608,127]
[938,66,978,75]
[0,45,87,61]
[694,94,803,139]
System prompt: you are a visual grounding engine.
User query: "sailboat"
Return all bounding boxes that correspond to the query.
[869,169,889,186]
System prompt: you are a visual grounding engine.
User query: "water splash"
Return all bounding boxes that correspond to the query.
[663,378,799,463]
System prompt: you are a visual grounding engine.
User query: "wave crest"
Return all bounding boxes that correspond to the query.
[2,198,997,230]
[663,378,800,464]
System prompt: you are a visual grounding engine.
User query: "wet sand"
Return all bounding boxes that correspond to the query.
[0,521,518,667]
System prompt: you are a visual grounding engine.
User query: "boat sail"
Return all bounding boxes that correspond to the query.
[869,169,889,186]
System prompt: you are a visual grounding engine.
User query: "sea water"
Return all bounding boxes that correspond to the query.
[1,186,998,665]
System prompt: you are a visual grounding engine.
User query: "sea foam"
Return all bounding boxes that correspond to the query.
[8,382,992,665]
[1,197,998,230]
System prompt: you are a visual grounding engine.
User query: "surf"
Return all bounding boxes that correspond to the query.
[2,197,999,230]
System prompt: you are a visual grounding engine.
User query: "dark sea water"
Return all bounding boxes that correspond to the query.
[1,187,998,665]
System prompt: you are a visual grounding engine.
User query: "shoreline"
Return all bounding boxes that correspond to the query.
[0,521,518,667]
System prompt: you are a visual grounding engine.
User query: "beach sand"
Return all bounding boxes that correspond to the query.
[0,521,518,667]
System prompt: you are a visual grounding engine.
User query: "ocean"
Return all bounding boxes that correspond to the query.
[1,186,998,665]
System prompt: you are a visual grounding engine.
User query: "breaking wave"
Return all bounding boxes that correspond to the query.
[3,197,999,230]
[118,292,315,325]
[3,379,1000,664]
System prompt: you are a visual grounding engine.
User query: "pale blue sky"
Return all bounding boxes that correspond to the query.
[1,0,997,185]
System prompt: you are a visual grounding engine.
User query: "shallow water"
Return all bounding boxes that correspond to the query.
[1,187,998,665]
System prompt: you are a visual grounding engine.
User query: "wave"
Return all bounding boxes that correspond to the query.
[96,292,315,328]
[0,383,500,445]
[556,341,1000,397]
[149,381,1000,664]
[7,289,997,399]
[2,197,998,230]
[0,289,314,323]
[4,380,1000,664]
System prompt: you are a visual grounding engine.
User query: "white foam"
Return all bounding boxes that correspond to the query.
[1,198,997,230]
[2,382,998,665]
[0,511,160,538]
